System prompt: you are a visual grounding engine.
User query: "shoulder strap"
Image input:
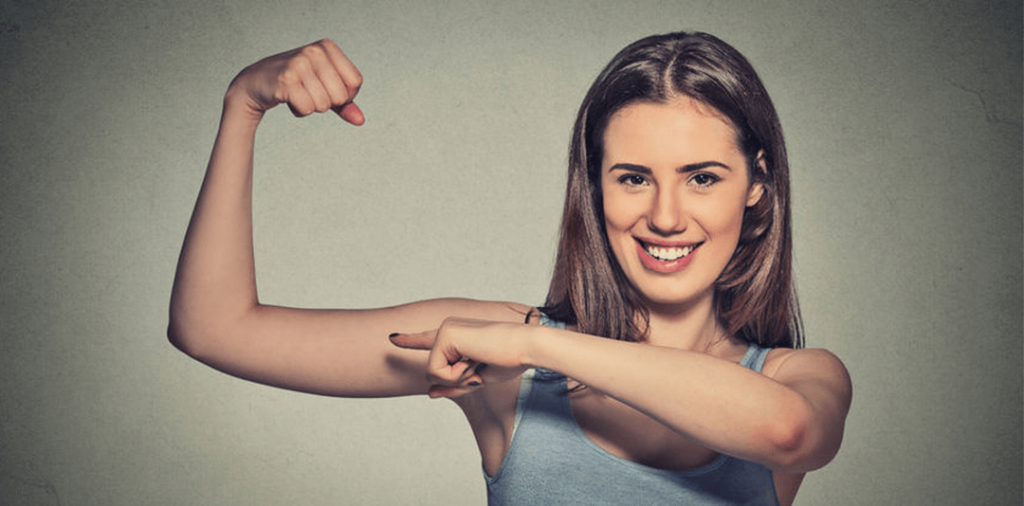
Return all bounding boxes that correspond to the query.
[511,312,564,434]
[739,343,771,373]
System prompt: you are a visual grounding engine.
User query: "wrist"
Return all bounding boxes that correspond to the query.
[222,83,266,126]
[521,323,556,371]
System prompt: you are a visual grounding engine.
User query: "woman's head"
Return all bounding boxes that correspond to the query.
[544,31,802,348]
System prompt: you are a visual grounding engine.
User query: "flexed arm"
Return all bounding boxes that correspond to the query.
[168,40,529,397]
[391,319,851,473]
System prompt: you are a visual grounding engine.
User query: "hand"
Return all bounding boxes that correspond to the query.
[389,318,534,399]
[227,39,364,125]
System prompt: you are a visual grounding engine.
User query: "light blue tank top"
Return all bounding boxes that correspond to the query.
[484,316,780,506]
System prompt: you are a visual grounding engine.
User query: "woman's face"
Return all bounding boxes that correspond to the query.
[600,98,763,310]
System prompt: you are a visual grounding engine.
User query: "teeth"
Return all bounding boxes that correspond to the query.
[644,243,696,261]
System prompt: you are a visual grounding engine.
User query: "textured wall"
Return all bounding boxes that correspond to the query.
[1,1,1020,505]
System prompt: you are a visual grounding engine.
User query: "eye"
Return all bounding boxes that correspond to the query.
[617,174,649,187]
[689,172,720,188]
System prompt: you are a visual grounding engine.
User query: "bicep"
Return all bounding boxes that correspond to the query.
[173,298,532,398]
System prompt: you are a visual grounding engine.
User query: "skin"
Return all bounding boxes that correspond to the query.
[169,39,852,506]
[600,98,764,333]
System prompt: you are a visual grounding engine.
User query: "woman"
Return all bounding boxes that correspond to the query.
[169,32,851,505]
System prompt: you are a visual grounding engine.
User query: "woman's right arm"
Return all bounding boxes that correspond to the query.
[167,39,529,398]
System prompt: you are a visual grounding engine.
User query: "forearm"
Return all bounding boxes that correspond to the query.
[168,94,263,353]
[526,326,820,470]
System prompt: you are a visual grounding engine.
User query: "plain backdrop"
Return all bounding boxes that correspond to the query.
[1,1,1020,505]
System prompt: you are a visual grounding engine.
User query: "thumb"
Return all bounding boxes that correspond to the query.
[334,102,364,125]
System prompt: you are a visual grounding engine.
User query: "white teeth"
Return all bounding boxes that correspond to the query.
[644,244,696,261]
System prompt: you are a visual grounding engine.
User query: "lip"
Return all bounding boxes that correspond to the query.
[634,238,700,273]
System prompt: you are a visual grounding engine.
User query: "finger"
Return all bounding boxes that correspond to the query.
[441,359,474,381]
[388,331,434,350]
[318,40,364,125]
[319,39,363,99]
[273,54,323,117]
[301,75,333,114]
[333,102,365,126]
[422,354,474,387]
[461,372,484,387]
[303,42,352,110]
[285,90,317,117]
[456,362,485,383]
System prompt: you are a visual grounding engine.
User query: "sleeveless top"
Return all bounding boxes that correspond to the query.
[484,315,781,506]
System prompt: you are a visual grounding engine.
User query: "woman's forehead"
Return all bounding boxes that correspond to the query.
[602,99,744,165]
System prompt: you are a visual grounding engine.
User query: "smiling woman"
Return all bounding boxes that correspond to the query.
[169,32,850,506]
[600,99,763,311]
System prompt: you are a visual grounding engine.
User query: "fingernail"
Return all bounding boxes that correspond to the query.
[468,381,481,387]
[388,332,400,339]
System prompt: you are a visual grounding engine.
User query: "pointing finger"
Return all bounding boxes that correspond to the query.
[387,330,434,350]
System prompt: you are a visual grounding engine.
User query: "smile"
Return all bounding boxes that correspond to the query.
[642,243,697,261]
[634,239,702,273]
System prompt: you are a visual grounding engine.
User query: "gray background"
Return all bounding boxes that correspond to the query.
[1,0,1020,505]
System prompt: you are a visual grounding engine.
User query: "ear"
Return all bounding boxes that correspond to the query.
[746,182,765,207]
[746,151,767,208]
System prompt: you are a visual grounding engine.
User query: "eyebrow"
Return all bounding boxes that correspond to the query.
[607,161,731,173]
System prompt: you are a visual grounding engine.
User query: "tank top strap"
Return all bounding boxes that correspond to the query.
[510,312,560,436]
[739,342,771,373]
[538,312,565,330]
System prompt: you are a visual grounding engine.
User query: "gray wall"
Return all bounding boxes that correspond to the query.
[1,1,1020,505]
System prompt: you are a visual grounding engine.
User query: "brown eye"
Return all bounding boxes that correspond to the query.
[690,173,719,187]
[618,174,648,186]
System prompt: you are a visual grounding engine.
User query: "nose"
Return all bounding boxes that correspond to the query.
[647,186,686,235]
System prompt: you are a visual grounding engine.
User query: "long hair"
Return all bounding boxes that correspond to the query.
[542,31,803,349]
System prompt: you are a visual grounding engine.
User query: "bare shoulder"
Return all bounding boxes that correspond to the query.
[762,348,852,404]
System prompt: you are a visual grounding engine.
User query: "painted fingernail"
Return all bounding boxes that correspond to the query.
[468,381,481,387]
[388,332,400,338]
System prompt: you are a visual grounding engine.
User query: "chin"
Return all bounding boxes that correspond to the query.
[632,282,713,312]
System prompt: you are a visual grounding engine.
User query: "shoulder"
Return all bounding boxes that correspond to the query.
[762,348,852,401]
[762,347,849,379]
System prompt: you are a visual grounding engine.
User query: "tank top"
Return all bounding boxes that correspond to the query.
[484,315,780,505]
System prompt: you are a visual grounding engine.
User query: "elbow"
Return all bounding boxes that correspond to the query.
[167,318,190,354]
[166,304,217,361]
[167,301,258,364]
[764,401,837,473]
[766,416,807,470]
[166,293,241,360]
[167,291,197,356]
[167,314,202,358]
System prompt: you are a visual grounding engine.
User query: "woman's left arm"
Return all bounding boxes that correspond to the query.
[390,319,851,473]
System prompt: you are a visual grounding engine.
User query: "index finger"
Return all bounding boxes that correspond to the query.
[321,40,365,125]
[320,39,363,97]
[388,330,434,351]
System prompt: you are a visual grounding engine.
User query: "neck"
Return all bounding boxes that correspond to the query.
[642,296,737,354]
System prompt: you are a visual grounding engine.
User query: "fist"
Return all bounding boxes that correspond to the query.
[228,39,364,125]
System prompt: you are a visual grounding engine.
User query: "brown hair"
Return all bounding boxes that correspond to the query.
[542,31,803,349]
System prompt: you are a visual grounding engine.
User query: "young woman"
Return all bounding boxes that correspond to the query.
[169,32,851,505]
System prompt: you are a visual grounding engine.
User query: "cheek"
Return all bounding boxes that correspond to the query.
[601,191,636,236]
[702,198,748,239]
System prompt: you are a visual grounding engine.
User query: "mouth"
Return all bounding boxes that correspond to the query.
[634,239,702,273]
[638,240,701,261]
